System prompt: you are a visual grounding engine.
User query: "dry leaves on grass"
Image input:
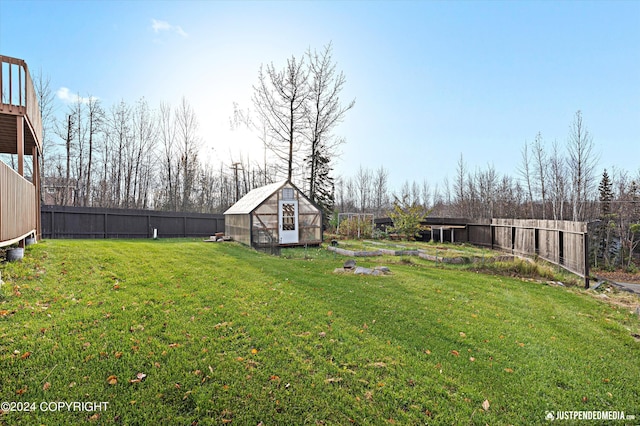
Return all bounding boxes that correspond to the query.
[129,372,147,384]
[107,375,118,385]
[482,399,490,411]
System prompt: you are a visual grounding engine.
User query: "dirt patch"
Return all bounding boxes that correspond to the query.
[595,271,640,284]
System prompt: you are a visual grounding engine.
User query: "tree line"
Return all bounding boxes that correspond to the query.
[4,46,637,268]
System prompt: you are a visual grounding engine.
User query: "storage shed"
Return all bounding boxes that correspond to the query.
[224,180,323,249]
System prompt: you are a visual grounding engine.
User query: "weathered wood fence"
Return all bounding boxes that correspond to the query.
[489,219,590,286]
[41,205,224,239]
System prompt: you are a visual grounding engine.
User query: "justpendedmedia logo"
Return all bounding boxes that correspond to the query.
[545,410,636,422]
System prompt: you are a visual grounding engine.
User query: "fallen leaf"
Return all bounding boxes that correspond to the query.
[20,351,31,360]
[43,382,51,391]
[425,349,431,355]
[251,348,258,355]
[269,375,280,381]
[168,343,179,348]
[327,311,333,316]
[107,375,118,385]
[88,413,100,421]
[114,351,123,359]
[482,399,490,411]
[504,368,514,373]
[16,387,27,395]
[325,377,342,383]
[450,350,460,357]
[469,357,476,362]
[459,332,466,338]
[137,372,147,380]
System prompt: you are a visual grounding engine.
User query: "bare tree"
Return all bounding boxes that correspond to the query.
[548,140,567,220]
[372,166,389,217]
[567,110,598,221]
[33,69,56,190]
[531,132,548,219]
[175,97,201,211]
[453,154,467,216]
[518,141,535,218]
[107,100,132,207]
[355,165,372,213]
[304,43,355,212]
[131,98,156,208]
[84,96,104,206]
[252,56,309,181]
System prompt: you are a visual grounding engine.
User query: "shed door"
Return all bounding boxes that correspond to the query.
[279,200,299,244]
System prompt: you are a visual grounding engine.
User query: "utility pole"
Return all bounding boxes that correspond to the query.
[231,162,242,203]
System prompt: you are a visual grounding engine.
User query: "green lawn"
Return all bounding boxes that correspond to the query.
[1,239,639,425]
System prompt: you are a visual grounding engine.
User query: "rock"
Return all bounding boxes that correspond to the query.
[374,266,391,273]
[354,266,373,275]
[343,259,356,269]
[333,268,348,274]
[371,269,383,276]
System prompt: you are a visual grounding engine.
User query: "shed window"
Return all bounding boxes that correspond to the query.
[282,188,294,200]
[282,203,296,230]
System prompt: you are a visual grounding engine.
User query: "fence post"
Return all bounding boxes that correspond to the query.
[583,232,590,289]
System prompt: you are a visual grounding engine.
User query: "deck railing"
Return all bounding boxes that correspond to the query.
[0,160,36,246]
[0,55,43,148]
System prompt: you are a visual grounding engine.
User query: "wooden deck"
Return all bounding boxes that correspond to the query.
[0,55,42,247]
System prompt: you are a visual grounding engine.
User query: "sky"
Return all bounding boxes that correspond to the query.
[1,0,639,192]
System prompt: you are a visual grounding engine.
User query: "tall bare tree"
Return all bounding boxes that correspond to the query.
[175,97,201,211]
[567,110,598,221]
[304,43,355,212]
[252,56,309,182]
[33,69,56,191]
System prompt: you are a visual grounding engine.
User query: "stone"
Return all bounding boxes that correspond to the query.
[374,266,391,273]
[343,259,356,269]
[354,266,373,275]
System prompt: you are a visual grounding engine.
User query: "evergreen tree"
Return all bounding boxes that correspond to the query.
[598,169,614,217]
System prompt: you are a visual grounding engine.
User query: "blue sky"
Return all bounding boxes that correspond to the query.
[1,0,638,191]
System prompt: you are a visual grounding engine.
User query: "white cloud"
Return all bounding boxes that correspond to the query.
[56,87,97,104]
[151,18,188,38]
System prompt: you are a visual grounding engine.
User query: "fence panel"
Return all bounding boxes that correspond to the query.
[41,205,224,239]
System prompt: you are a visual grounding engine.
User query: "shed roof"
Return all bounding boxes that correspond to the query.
[223,180,287,215]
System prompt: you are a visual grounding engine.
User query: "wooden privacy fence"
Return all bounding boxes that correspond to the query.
[41,205,224,239]
[489,219,590,287]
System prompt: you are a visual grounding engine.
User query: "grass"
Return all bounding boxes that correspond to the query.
[1,239,639,425]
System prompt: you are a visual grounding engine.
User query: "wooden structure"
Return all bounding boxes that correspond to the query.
[0,55,42,247]
[41,205,224,239]
[224,180,322,250]
[491,219,590,287]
